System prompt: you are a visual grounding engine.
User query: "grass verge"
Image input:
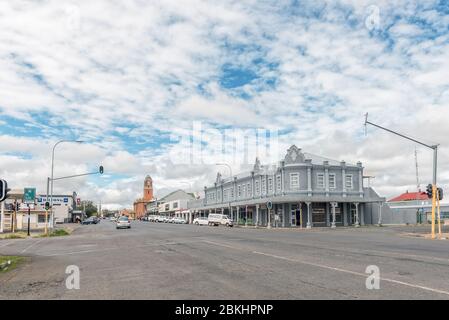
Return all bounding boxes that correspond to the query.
[35,228,71,238]
[0,256,24,273]
[0,232,27,240]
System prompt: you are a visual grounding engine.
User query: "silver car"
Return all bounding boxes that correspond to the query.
[116,216,131,229]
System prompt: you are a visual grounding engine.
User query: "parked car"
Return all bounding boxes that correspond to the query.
[116,216,131,229]
[148,216,157,222]
[155,216,166,223]
[173,217,187,224]
[168,217,175,223]
[81,217,97,225]
[208,214,233,227]
[193,217,209,226]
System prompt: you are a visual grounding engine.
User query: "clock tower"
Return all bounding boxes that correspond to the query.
[144,175,153,201]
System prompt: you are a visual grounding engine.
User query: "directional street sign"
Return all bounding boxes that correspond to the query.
[23,187,36,204]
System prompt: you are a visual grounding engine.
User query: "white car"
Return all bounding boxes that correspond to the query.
[208,214,233,227]
[110,217,117,222]
[157,216,169,223]
[193,217,209,226]
[173,217,187,224]
[116,216,131,229]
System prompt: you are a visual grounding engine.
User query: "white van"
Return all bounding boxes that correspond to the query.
[208,214,233,227]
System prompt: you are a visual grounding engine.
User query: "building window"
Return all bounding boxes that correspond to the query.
[247,183,252,197]
[242,185,246,198]
[345,175,353,189]
[238,185,242,198]
[329,173,336,189]
[290,173,300,190]
[255,180,260,195]
[165,204,169,211]
[276,175,282,191]
[261,177,266,195]
[317,173,325,189]
[173,202,178,209]
[230,188,234,199]
[268,178,273,193]
[38,214,46,223]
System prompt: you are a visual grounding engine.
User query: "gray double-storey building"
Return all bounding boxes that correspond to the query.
[188,145,386,228]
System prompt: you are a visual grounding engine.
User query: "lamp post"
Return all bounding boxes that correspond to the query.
[50,140,84,228]
[365,113,440,238]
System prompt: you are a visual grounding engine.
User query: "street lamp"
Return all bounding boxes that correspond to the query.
[50,140,84,227]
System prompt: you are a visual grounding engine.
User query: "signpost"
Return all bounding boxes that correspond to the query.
[267,201,273,229]
[24,188,36,237]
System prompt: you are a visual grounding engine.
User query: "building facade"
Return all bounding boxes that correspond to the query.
[133,175,154,219]
[387,191,449,224]
[188,145,386,228]
[155,190,197,223]
[0,190,76,232]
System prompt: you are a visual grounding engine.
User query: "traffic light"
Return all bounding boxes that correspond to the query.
[426,184,433,199]
[99,166,104,174]
[0,179,9,202]
[45,201,50,210]
[438,188,443,201]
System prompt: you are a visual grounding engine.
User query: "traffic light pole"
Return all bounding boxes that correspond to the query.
[47,167,103,229]
[365,114,440,239]
[45,177,50,235]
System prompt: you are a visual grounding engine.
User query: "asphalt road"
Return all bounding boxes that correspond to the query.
[1,221,449,300]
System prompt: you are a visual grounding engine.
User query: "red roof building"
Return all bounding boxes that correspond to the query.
[388,191,429,202]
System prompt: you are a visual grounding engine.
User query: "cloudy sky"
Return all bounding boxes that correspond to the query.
[1,0,448,209]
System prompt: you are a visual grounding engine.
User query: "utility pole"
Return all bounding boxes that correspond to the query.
[415,148,420,191]
[365,113,440,239]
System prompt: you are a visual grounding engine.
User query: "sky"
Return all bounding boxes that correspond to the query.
[0,0,448,209]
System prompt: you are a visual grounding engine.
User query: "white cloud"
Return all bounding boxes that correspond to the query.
[1,0,449,208]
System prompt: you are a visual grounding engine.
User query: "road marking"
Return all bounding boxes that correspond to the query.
[0,241,13,248]
[201,240,238,250]
[21,239,45,254]
[253,251,449,297]
[39,247,117,257]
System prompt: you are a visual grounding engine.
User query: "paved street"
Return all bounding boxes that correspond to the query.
[1,221,449,300]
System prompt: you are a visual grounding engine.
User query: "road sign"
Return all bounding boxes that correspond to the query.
[23,187,36,204]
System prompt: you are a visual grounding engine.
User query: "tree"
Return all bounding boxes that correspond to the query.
[80,200,98,217]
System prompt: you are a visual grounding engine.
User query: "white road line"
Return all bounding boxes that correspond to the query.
[20,239,45,254]
[201,240,238,250]
[39,247,118,257]
[253,251,449,297]
[0,241,13,248]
